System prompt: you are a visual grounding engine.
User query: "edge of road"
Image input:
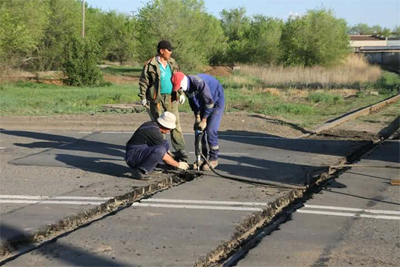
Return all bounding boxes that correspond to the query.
[0,95,399,263]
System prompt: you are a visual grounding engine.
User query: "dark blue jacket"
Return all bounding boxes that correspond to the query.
[186,74,225,119]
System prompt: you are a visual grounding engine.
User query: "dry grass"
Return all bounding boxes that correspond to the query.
[238,54,382,85]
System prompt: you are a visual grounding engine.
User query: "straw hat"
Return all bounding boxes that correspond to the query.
[157,111,176,129]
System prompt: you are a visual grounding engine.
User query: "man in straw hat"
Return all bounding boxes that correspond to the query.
[125,111,189,180]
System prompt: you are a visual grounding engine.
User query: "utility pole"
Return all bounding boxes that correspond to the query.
[82,0,85,38]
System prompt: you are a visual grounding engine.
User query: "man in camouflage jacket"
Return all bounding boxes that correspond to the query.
[138,40,188,161]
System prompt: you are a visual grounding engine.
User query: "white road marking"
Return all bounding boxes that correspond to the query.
[304,204,400,215]
[0,195,111,201]
[1,195,399,220]
[132,202,263,211]
[0,200,103,205]
[298,210,400,220]
[141,198,269,206]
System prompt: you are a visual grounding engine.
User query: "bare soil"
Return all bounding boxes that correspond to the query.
[1,108,393,140]
[0,112,306,137]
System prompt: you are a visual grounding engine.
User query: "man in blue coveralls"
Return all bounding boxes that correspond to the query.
[171,72,225,170]
[125,111,189,180]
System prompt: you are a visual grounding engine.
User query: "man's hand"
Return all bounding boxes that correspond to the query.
[141,99,147,107]
[178,161,189,170]
[193,115,202,131]
[198,119,207,130]
[179,95,185,104]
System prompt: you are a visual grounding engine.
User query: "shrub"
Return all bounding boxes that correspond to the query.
[62,37,104,86]
[263,103,314,116]
[307,92,344,104]
[374,72,400,94]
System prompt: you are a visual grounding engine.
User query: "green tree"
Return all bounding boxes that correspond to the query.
[247,15,283,64]
[34,0,82,71]
[393,25,400,35]
[280,8,350,67]
[219,7,251,63]
[99,11,136,64]
[0,0,49,67]
[63,37,104,86]
[135,0,225,70]
[349,23,372,35]
[371,25,382,35]
[379,27,392,37]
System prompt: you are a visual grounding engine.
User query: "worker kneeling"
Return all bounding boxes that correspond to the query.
[172,72,225,170]
[125,111,189,180]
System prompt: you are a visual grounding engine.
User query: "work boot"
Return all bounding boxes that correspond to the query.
[131,168,151,181]
[173,150,188,162]
[201,160,218,171]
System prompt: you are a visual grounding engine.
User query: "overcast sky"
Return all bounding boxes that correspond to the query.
[87,0,399,29]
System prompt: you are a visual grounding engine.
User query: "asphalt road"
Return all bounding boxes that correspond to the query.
[0,127,398,266]
[236,139,400,267]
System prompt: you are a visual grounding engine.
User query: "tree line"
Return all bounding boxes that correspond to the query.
[1,0,399,73]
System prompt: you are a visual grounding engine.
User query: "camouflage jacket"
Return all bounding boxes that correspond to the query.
[138,56,180,103]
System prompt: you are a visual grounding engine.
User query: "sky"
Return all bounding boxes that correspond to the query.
[87,0,400,29]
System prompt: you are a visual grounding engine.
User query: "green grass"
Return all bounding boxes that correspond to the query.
[307,92,344,105]
[0,82,137,115]
[0,75,397,129]
[220,79,395,128]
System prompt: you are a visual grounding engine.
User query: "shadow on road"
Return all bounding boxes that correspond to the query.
[219,130,368,157]
[0,129,125,158]
[2,128,396,186]
[55,154,132,178]
[0,223,135,266]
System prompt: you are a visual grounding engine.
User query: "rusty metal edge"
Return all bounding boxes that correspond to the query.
[312,93,400,134]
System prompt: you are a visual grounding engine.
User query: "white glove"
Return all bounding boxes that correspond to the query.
[178,161,189,170]
[141,99,147,107]
[179,94,185,104]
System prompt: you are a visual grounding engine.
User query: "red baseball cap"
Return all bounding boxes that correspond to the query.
[172,72,185,91]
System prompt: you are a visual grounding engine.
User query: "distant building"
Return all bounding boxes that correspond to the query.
[349,35,400,52]
[349,35,400,73]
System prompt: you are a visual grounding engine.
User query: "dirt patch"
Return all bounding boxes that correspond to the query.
[204,66,232,77]
[1,106,393,139]
[0,112,305,138]
[103,74,139,84]
[317,129,378,140]
[0,70,139,85]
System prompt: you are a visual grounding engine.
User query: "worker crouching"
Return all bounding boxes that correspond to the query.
[125,111,189,180]
[172,72,225,170]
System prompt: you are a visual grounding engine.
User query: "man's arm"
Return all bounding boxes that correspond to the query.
[198,82,214,119]
[138,62,151,101]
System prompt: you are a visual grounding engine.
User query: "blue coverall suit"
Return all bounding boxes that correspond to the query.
[186,74,225,161]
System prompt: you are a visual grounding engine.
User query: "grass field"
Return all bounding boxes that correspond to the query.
[0,79,396,128]
[1,55,399,128]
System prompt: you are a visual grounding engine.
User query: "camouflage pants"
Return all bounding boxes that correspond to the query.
[149,94,186,152]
